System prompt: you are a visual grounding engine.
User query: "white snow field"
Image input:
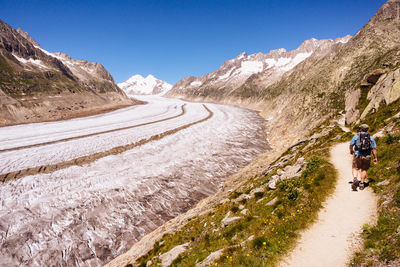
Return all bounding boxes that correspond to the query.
[0,96,268,266]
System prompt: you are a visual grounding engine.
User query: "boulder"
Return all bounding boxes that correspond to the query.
[266,197,279,206]
[221,216,241,227]
[233,193,252,203]
[240,209,249,215]
[250,187,264,197]
[221,211,241,227]
[196,248,224,267]
[267,175,280,190]
[281,157,306,180]
[377,180,390,186]
[159,243,189,267]
[219,198,230,204]
[267,157,306,190]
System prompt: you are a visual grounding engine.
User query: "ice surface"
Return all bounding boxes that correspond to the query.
[0,96,183,150]
[0,96,269,266]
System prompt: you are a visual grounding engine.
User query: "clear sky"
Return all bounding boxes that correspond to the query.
[0,0,387,84]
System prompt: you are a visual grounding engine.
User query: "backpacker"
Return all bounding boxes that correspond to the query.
[358,133,372,152]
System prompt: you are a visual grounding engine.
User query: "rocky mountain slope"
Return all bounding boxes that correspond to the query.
[0,19,134,126]
[168,0,400,153]
[118,74,172,96]
[109,0,400,266]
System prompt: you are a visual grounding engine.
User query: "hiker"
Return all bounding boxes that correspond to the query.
[349,124,378,190]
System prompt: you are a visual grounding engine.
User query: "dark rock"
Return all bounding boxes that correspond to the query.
[365,69,385,84]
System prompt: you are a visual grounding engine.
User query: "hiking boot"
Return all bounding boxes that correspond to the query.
[352,182,358,191]
[359,183,365,190]
[349,177,358,184]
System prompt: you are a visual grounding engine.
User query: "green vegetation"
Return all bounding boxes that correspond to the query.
[135,125,346,266]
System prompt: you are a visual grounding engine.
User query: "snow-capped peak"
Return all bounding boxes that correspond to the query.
[118,74,172,96]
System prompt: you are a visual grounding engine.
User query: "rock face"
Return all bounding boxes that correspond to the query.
[345,89,361,124]
[118,74,172,96]
[0,19,132,125]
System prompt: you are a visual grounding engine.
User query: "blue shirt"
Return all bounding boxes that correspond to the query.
[350,133,376,157]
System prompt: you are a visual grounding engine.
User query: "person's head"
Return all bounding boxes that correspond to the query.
[359,124,369,132]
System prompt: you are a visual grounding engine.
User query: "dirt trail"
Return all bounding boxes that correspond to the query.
[281,142,378,267]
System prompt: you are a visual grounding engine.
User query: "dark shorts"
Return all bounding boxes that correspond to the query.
[352,155,371,170]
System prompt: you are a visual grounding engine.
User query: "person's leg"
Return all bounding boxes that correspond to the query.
[351,156,359,183]
[359,157,371,190]
[360,169,367,183]
[352,168,359,179]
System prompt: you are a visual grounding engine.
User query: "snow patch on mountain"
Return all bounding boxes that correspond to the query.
[170,36,352,96]
[239,61,264,75]
[118,74,172,96]
[12,54,48,69]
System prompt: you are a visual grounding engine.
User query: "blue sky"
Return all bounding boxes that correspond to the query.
[0,0,387,84]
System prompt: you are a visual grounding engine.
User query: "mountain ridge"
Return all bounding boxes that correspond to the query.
[168,35,351,100]
[0,19,135,126]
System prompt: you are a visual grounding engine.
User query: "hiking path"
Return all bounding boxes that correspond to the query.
[280,142,378,267]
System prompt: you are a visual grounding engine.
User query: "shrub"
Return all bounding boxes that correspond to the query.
[254,191,264,199]
[385,133,399,144]
[231,205,239,213]
[252,236,269,249]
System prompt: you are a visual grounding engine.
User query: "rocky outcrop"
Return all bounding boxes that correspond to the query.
[196,248,225,267]
[268,157,306,189]
[221,211,241,227]
[361,67,400,119]
[345,89,361,124]
[159,243,189,267]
